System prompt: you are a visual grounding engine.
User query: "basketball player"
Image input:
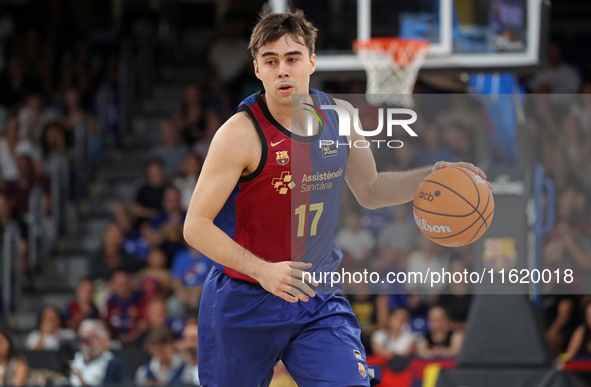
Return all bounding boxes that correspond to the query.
[183,10,488,386]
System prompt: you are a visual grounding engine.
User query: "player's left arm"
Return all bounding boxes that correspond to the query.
[336,99,489,209]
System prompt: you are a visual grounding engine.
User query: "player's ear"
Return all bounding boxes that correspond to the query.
[253,59,261,80]
[309,53,316,75]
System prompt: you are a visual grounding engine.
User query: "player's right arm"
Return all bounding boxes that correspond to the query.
[183,112,315,303]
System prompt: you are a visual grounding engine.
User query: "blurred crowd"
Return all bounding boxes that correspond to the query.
[0,1,589,386]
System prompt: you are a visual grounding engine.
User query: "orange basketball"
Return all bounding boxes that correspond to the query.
[412,166,494,247]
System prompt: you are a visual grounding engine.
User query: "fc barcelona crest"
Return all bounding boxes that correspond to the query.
[276,150,289,165]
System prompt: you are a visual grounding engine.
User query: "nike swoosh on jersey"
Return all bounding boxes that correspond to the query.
[270,139,286,147]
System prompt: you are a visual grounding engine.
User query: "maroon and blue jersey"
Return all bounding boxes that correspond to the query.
[214,89,348,283]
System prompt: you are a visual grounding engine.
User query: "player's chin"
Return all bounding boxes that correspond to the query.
[276,93,293,106]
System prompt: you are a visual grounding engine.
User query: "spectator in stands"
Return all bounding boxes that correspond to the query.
[5,155,51,218]
[145,186,186,262]
[208,12,251,106]
[89,223,139,281]
[64,278,100,332]
[63,36,102,106]
[416,124,452,167]
[544,217,591,293]
[135,328,188,386]
[40,122,70,167]
[542,276,580,356]
[135,247,173,300]
[0,192,27,271]
[69,319,128,386]
[17,93,56,142]
[0,55,29,108]
[133,297,185,348]
[151,121,188,177]
[555,184,589,232]
[392,140,416,172]
[0,329,29,386]
[565,302,591,360]
[545,148,583,195]
[174,153,202,212]
[527,84,568,145]
[370,203,418,274]
[347,281,388,355]
[168,244,212,317]
[371,307,415,358]
[20,29,45,88]
[435,256,473,330]
[26,305,76,350]
[415,306,463,359]
[335,211,375,267]
[59,86,103,165]
[95,55,120,140]
[406,235,450,295]
[442,123,475,163]
[0,7,14,72]
[571,84,591,136]
[388,293,431,336]
[179,320,200,386]
[116,158,166,233]
[435,94,482,135]
[173,82,207,146]
[192,110,223,160]
[104,270,147,346]
[530,41,581,95]
[560,114,591,182]
[0,115,41,182]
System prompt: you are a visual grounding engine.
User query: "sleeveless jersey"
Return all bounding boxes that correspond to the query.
[214,89,348,283]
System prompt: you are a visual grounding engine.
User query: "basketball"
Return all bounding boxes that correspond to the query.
[412,166,495,247]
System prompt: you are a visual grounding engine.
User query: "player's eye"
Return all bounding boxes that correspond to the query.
[288,57,298,63]
[266,59,276,65]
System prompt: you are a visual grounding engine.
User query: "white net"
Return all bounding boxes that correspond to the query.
[354,38,429,108]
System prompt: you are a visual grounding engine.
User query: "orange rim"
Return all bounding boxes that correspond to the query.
[353,37,430,67]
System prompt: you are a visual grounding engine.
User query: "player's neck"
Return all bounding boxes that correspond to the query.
[262,92,319,136]
[262,94,293,130]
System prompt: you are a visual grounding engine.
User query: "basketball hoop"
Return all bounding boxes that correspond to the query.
[353,38,430,108]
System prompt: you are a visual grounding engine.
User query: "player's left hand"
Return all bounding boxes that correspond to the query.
[432,161,492,190]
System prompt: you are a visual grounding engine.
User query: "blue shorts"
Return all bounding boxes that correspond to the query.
[198,266,371,387]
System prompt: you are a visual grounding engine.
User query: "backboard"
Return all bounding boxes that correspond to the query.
[271,0,550,72]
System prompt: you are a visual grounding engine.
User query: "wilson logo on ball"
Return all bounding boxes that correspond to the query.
[414,214,452,234]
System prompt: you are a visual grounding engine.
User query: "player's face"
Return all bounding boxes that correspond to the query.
[253,34,316,106]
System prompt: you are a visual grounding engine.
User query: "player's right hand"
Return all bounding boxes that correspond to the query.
[255,261,318,303]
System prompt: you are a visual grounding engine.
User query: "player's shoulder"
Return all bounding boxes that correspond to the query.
[212,110,258,145]
[333,97,355,114]
[206,110,261,168]
[333,98,353,109]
